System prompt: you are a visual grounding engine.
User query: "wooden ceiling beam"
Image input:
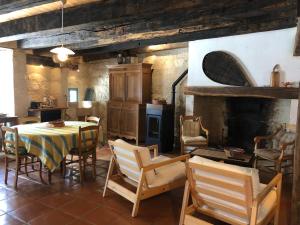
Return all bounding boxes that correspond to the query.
[79,15,295,61]
[0,0,297,46]
[18,0,297,51]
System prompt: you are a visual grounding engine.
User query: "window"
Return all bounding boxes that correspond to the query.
[68,88,78,103]
[0,48,14,115]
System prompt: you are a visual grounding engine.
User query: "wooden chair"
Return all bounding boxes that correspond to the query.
[103,139,188,217]
[85,115,102,144]
[180,115,209,155]
[85,116,100,125]
[18,116,40,124]
[63,125,99,183]
[1,126,43,189]
[18,116,41,171]
[180,156,282,225]
[254,126,295,173]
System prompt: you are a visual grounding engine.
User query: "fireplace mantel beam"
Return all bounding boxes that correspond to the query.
[184,86,299,99]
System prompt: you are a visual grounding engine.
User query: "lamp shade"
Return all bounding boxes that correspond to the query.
[50,46,75,62]
[50,46,75,55]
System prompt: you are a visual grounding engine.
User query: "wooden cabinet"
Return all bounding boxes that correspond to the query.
[107,63,152,144]
[110,70,125,101]
[108,63,152,104]
[107,101,122,136]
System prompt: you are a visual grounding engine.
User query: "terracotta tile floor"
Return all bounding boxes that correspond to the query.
[0,150,292,225]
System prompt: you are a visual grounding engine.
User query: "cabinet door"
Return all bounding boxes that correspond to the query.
[107,102,122,135]
[120,103,138,138]
[125,71,141,103]
[110,71,125,101]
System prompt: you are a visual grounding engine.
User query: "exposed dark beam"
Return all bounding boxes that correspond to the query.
[0,0,296,46]
[80,15,295,61]
[26,54,60,68]
[1,0,206,42]
[0,0,57,14]
[18,0,297,51]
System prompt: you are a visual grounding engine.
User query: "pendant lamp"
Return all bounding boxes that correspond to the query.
[50,0,74,62]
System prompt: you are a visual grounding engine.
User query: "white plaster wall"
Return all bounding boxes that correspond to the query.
[188,28,300,123]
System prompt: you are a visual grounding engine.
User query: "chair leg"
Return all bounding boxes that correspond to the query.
[181,142,184,155]
[14,159,19,189]
[92,151,96,179]
[4,157,8,185]
[48,169,52,184]
[61,158,66,178]
[179,181,191,225]
[31,157,35,170]
[131,170,145,217]
[132,199,141,217]
[24,157,28,176]
[78,155,83,184]
[83,155,87,180]
[103,158,115,197]
[253,156,258,168]
[38,160,44,184]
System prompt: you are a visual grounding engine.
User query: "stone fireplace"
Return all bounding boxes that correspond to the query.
[193,95,291,153]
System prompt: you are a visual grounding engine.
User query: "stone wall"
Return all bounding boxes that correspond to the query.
[63,47,188,142]
[23,47,189,142]
[138,48,188,138]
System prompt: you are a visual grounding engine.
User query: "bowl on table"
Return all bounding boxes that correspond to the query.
[46,120,65,128]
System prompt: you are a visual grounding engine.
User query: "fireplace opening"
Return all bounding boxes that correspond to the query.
[226,98,274,153]
[193,96,290,154]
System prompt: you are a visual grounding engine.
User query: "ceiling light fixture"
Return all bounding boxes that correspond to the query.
[50,0,74,63]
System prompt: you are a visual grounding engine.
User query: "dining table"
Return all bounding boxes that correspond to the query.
[6,121,97,172]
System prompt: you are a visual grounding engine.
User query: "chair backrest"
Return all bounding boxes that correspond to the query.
[180,115,202,137]
[187,156,260,225]
[78,125,99,154]
[0,126,19,157]
[85,116,100,125]
[18,116,40,124]
[108,139,152,183]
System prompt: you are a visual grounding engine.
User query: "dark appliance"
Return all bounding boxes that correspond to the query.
[30,101,41,109]
[145,104,174,152]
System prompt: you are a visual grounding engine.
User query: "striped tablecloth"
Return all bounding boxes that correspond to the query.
[7,121,96,171]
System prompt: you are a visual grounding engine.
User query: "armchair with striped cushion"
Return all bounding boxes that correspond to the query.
[179,156,282,225]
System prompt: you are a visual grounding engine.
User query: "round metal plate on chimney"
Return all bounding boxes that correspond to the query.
[202,51,253,87]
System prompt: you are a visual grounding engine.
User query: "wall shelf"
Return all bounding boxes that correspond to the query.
[184,86,299,99]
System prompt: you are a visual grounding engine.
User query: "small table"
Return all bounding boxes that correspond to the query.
[191,147,254,167]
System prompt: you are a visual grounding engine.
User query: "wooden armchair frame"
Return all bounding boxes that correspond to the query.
[103,140,188,217]
[254,126,295,172]
[180,161,282,225]
[180,115,209,155]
